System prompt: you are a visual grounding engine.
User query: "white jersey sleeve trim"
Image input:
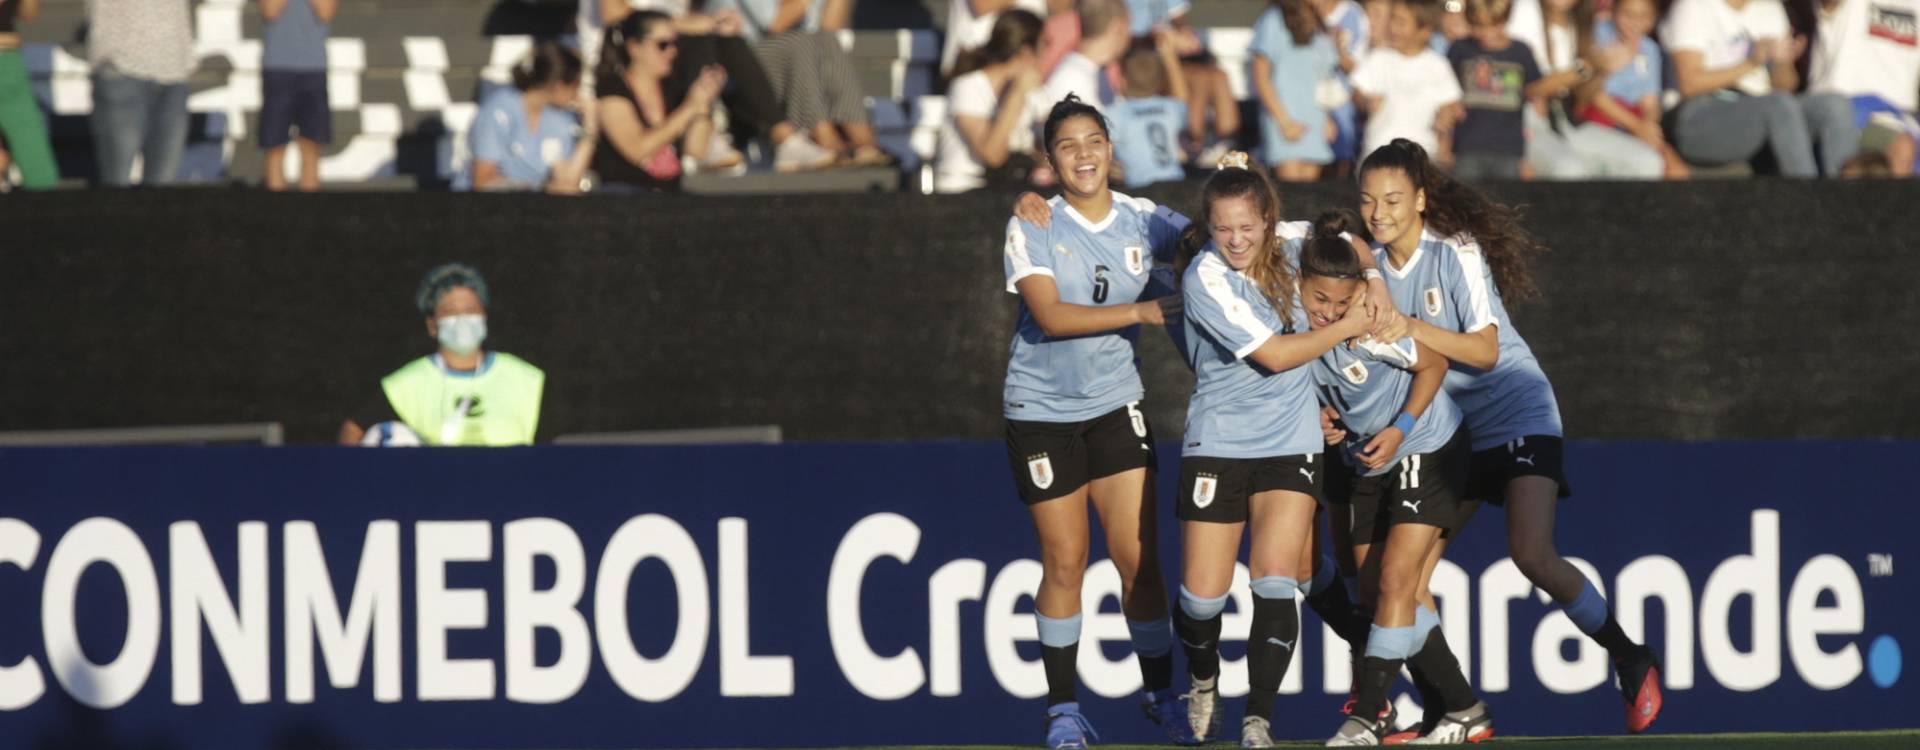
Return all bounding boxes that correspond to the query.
[1446,238,1498,333]
[1197,254,1276,360]
[1357,337,1418,368]
[1275,220,1312,241]
[1004,217,1054,294]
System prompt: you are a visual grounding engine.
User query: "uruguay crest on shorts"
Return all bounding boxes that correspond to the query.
[1028,454,1054,489]
[1193,474,1217,508]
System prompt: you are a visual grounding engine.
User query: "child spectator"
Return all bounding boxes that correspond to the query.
[464,42,594,194]
[936,9,1048,192]
[1809,0,1920,176]
[1316,0,1372,172]
[1351,0,1463,159]
[1107,39,1190,186]
[1045,0,1130,110]
[1251,0,1341,181]
[1515,0,1664,178]
[0,0,57,189]
[1125,0,1243,165]
[1363,0,1393,48]
[259,0,336,191]
[1660,0,1857,176]
[1581,0,1689,177]
[593,11,729,192]
[1446,0,1542,179]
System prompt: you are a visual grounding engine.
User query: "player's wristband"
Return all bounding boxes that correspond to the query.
[1363,268,1384,281]
[1392,412,1417,435]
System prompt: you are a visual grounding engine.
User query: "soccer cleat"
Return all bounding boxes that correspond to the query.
[1616,647,1664,734]
[1045,702,1099,749]
[1406,702,1495,744]
[1326,711,1391,747]
[1241,716,1277,748]
[1142,688,1197,744]
[1182,676,1223,743]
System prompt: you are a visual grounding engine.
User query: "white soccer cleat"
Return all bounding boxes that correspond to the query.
[1241,716,1276,748]
[1406,702,1494,744]
[1327,714,1387,746]
[1183,675,1221,743]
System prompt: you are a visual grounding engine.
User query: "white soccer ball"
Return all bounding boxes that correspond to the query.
[359,421,423,447]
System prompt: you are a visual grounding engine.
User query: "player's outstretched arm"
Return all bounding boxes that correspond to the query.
[1016,275,1170,337]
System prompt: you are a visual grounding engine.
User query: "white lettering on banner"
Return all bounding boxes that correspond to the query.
[503,519,591,704]
[719,518,795,697]
[1701,510,1782,691]
[1615,555,1696,689]
[1077,561,1138,698]
[1477,558,1531,692]
[416,521,496,700]
[595,515,709,702]
[1432,560,1471,683]
[1219,565,1252,697]
[0,519,45,710]
[984,559,1043,698]
[828,513,927,700]
[170,522,271,705]
[42,518,161,709]
[1531,559,1608,694]
[284,521,402,703]
[928,559,987,697]
[1787,555,1864,690]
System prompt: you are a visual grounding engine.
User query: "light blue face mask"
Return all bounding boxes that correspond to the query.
[436,314,487,355]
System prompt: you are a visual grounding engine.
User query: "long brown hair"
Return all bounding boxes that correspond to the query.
[949,10,1044,81]
[597,11,672,84]
[1177,157,1297,315]
[1359,138,1545,300]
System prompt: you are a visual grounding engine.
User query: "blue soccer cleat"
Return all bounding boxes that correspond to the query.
[1045,702,1100,749]
[1141,688,1197,744]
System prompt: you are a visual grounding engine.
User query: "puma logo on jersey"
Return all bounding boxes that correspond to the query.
[1402,499,1423,514]
[1516,454,1536,467]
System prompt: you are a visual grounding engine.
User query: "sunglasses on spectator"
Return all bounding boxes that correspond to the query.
[648,37,678,51]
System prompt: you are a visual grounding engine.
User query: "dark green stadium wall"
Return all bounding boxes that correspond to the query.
[2,182,1915,443]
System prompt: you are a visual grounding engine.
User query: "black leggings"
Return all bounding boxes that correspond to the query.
[667,35,783,144]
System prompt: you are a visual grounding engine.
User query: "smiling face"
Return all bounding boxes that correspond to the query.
[1207,195,1269,272]
[1613,0,1655,40]
[1047,114,1113,199]
[1302,274,1365,329]
[1358,166,1424,249]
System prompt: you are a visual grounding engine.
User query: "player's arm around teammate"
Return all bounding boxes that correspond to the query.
[1002,94,1191,748]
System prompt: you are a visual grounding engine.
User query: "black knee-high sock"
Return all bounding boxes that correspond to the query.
[1306,575,1374,647]
[1245,593,1300,723]
[1594,618,1639,656]
[1175,607,1224,682]
[1041,643,1079,707]
[1354,655,1403,720]
[1406,629,1477,714]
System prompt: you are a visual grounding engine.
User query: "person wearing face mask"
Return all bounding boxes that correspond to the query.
[338,264,546,447]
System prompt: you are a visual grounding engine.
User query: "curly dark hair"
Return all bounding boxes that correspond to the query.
[1359,138,1546,301]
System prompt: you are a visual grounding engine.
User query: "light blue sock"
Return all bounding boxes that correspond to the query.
[1365,623,1419,660]
[1565,579,1609,636]
[1127,617,1173,658]
[1251,575,1300,601]
[1413,604,1441,650]
[1179,585,1230,620]
[1037,612,1083,648]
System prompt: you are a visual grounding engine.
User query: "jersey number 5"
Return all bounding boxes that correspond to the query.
[1092,265,1111,304]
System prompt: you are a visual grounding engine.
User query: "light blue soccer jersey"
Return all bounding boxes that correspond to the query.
[1179,245,1323,458]
[1373,228,1562,449]
[1004,193,1189,422]
[1109,96,1190,187]
[1312,335,1463,476]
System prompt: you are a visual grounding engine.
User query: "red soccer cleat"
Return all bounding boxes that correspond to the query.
[1619,651,1664,734]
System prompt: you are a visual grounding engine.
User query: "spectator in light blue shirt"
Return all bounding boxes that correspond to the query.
[1107,43,1190,186]
[462,41,594,193]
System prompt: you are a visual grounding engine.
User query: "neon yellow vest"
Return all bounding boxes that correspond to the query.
[380,353,545,446]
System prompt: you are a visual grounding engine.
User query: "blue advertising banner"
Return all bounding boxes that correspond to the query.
[0,442,1912,747]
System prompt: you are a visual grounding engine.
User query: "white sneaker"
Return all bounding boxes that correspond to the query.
[1326,715,1385,746]
[1241,716,1275,748]
[773,133,837,172]
[1406,702,1494,744]
[1183,676,1221,743]
[699,133,747,175]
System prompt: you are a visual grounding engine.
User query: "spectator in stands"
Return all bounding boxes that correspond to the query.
[1251,0,1340,182]
[1039,0,1078,76]
[935,9,1047,192]
[1839,150,1893,178]
[590,0,835,172]
[0,0,57,189]
[944,0,1050,76]
[1364,0,1393,48]
[1045,0,1130,110]
[715,0,894,166]
[1439,0,1471,44]
[1351,0,1462,159]
[1317,0,1371,174]
[1580,0,1689,178]
[1108,37,1189,186]
[464,42,594,193]
[1808,0,1920,176]
[1123,0,1243,166]
[340,263,545,447]
[1446,0,1541,180]
[87,0,196,186]
[1660,0,1857,176]
[1511,0,1664,178]
[593,10,728,192]
[258,0,335,192]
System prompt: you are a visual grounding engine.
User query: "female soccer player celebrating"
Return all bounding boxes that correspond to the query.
[1294,214,1488,747]
[1170,155,1376,747]
[1002,94,1190,749]
[1357,138,1662,737]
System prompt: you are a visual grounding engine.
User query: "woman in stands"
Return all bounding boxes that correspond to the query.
[1001,94,1191,748]
[934,10,1048,193]
[0,0,56,189]
[1346,138,1663,738]
[592,11,728,193]
[464,41,594,194]
[1165,155,1377,747]
[714,0,895,166]
[1291,212,1489,746]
